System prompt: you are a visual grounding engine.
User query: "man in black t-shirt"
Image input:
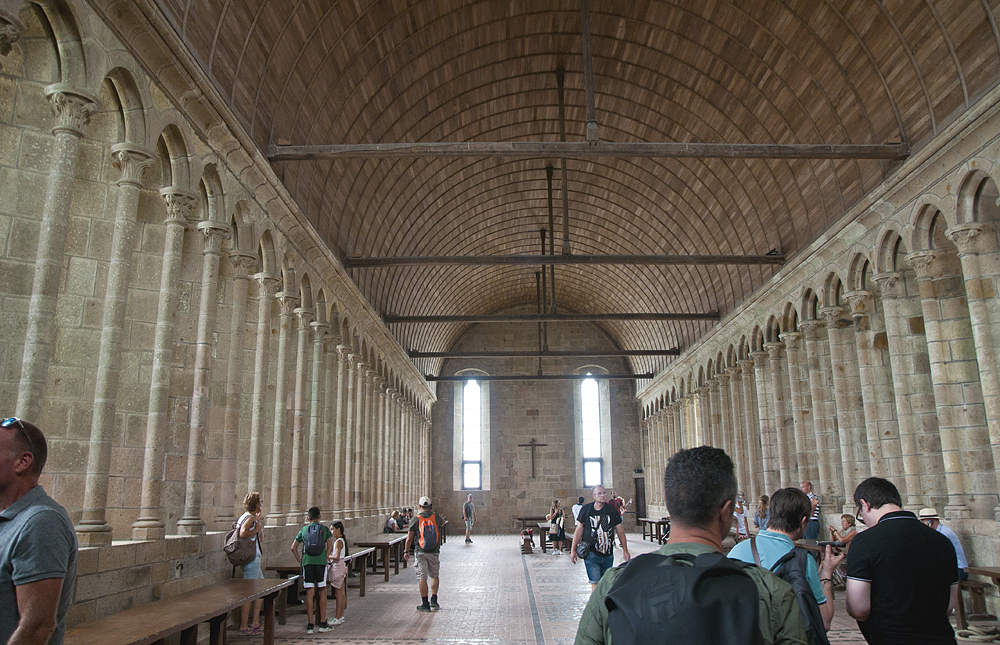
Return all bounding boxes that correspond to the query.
[570,485,630,589]
[846,477,958,645]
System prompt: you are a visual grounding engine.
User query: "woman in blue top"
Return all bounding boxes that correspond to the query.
[753,494,770,532]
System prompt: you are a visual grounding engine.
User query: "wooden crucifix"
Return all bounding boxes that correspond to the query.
[517,438,549,478]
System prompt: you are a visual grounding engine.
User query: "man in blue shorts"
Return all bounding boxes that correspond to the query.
[292,506,333,634]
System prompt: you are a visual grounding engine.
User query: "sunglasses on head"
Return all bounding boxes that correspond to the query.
[2,417,34,456]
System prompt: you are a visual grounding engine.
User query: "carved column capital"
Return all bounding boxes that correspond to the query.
[228,251,258,277]
[763,342,784,360]
[749,350,769,368]
[293,307,315,327]
[0,10,24,71]
[196,221,231,256]
[44,83,99,136]
[275,292,299,315]
[818,306,849,329]
[843,290,873,328]
[160,187,197,227]
[717,371,731,386]
[337,345,353,358]
[111,143,154,187]
[872,272,904,299]
[708,378,720,392]
[738,359,754,372]
[946,223,995,256]
[253,272,280,299]
[905,249,959,281]
[778,331,802,349]
[726,365,742,381]
[309,320,330,341]
[798,319,825,339]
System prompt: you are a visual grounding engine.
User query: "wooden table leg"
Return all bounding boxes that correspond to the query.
[208,614,227,645]
[180,626,198,645]
[262,592,276,645]
[360,553,368,597]
[394,543,400,576]
[383,547,390,582]
[278,586,287,625]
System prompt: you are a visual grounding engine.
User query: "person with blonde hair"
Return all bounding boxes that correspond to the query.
[237,492,265,635]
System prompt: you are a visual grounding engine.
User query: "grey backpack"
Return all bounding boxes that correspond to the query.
[224,515,258,567]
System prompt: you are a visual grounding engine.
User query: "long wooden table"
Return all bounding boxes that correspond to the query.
[265,547,376,605]
[355,534,408,582]
[66,577,295,645]
[967,566,1000,587]
[514,516,548,533]
[639,517,670,544]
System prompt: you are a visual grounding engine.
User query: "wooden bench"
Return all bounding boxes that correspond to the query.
[265,547,377,609]
[66,577,295,645]
[957,579,998,630]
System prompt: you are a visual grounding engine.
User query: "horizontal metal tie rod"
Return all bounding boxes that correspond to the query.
[386,312,719,323]
[408,349,680,359]
[268,142,910,161]
[424,373,654,382]
[346,254,785,267]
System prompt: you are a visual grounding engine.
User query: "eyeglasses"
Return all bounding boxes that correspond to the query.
[855,506,866,526]
[1,417,34,456]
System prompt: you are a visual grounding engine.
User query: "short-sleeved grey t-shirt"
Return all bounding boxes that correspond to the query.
[0,485,78,645]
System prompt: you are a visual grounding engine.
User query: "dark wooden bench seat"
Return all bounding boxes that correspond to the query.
[65,577,296,645]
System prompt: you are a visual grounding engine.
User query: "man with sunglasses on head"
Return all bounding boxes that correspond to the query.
[0,417,77,645]
[846,477,958,645]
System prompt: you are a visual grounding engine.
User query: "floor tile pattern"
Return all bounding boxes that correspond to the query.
[233,533,867,644]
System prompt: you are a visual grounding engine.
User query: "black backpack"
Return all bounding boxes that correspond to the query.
[769,548,830,645]
[604,551,764,645]
[303,523,325,556]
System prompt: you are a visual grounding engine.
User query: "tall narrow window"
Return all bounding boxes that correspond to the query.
[462,380,482,489]
[581,375,602,486]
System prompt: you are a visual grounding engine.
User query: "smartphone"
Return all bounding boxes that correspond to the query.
[816,540,845,548]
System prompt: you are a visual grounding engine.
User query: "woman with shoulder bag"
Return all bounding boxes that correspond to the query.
[238,492,265,635]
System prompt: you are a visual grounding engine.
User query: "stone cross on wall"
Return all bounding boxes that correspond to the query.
[517,438,549,478]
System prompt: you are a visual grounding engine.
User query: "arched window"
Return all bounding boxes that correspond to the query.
[581,375,602,486]
[453,370,490,490]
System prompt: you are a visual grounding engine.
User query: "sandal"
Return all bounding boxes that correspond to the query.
[238,627,253,636]
[250,624,262,634]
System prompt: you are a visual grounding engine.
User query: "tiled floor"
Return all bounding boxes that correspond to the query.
[237,533,867,644]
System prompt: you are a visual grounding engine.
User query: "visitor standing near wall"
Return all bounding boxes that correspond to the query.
[404,496,447,612]
[462,494,476,544]
[733,492,750,541]
[755,494,771,532]
[237,492,265,635]
[547,499,566,554]
[570,485,631,590]
[0,418,77,645]
[846,477,958,644]
[572,496,585,525]
[801,481,820,540]
[292,506,333,634]
[327,521,349,626]
[919,508,969,582]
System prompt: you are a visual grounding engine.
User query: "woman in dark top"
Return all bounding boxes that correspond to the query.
[547,500,566,554]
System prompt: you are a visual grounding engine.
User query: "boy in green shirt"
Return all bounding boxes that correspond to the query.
[292,506,333,633]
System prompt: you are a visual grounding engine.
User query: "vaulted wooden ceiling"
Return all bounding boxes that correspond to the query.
[156,0,1000,379]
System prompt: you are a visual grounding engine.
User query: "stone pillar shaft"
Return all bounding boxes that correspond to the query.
[132,188,195,540]
[739,359,763,495]
[287,307,314,525]
[334,347,352,509]
[266,292,298,526]
[18,85,98,421]
[779,332,813,483]
[247,275,279,492]
[764,343,795,487]
[750,351,779,494]
[306,321,329,513]
[801,320,842,509]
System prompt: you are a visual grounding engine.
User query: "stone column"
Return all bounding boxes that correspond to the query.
[750,350,778,493]
[717,374,733,468]
[362,367,377,514]
[725,368,748,490]
[651,410,663,508]
[322,328,342,511]
[372,376,386,510]
[764,342,795,487]
[73,144,154,546]
[739,359,764,495]
[176,222,231,535]
[707,380,721,448]
[287,307,314,525]
[947,223,1000,519]
[349,356,367,513]
[334,346,352,509]
[306,320,329,513]
[800,320,843,511]
[131,188,195,540]
[247,274,280,492]
[695,386,709,447]
[382,384,393,510]
[17,84,99,420]
[907,249,994,518]
[0,9,24,73]
[819,306,870,512]
[779,331,813,483]
[266,292,298,526]
[216,252,257,525]
[873,271,945,510]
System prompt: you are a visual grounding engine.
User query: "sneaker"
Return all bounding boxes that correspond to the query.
[317,622,331,632]
[465,538,472,544]
[417,604,432,612]
[429,599,440,610]
[306,623,315,634]
[330,617,345,625]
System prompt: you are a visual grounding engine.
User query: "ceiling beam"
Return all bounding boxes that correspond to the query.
[409,348,680,359]
[386,312,719,324]
[346,253,785,267]
[425,373,654,381]
[267,141,909,161]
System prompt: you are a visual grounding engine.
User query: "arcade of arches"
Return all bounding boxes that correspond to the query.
[3,0,1000,626]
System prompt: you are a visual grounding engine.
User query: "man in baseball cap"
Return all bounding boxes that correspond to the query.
[919,508,968,581]
[404,496,447,611]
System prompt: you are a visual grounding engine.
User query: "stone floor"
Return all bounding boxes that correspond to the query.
[237,533,867,644]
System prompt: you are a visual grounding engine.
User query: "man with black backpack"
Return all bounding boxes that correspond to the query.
[291,506,333,634]
[404,496,447,612]
[729,487,843,645]
[575,446,806,645]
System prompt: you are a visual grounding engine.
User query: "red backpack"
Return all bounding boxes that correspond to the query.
[417,513,440,550]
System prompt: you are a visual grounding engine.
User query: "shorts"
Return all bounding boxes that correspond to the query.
[242,553,263,580]
[301,563,327,588]
[584,551,615,584]
[327,560,348,589]
[465,518,474,531]
[414,552,440,580]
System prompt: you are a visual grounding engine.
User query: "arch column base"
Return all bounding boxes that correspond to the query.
[75,522,113,547]
[176,518,207,535]
[131,519,166,541]
[944,504,971,520]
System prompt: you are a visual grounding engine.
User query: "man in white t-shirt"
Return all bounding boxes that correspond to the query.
[571,496,585,526]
